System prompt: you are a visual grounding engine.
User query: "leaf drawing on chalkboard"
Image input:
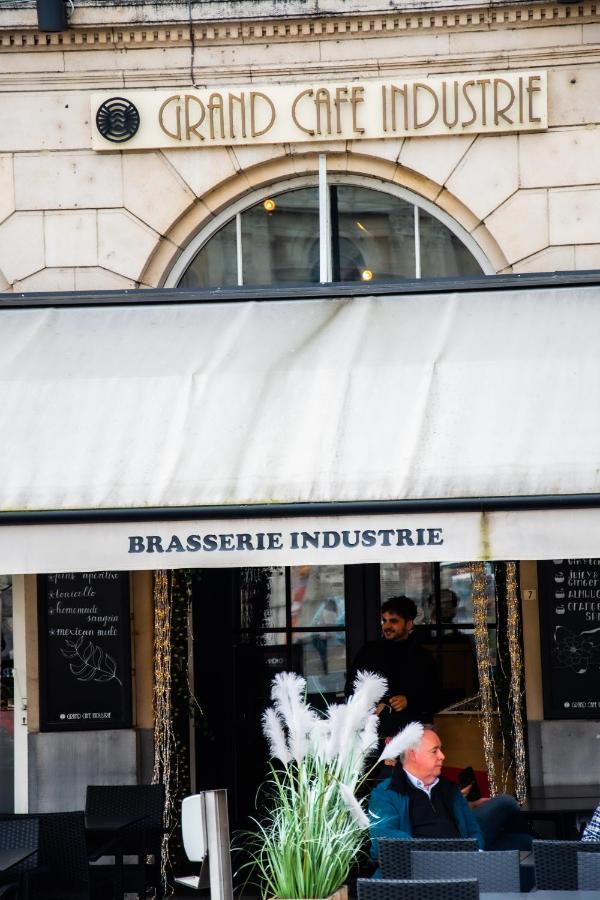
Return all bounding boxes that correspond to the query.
[60,637,123,686]
[553,625,600,675]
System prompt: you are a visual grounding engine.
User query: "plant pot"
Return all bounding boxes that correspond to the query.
[272,886,348,900]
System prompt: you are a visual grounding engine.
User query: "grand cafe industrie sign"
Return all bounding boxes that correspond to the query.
[91,70,547,147]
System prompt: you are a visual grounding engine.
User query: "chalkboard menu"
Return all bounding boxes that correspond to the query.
[38,572,132,731]
[538,559,600,719]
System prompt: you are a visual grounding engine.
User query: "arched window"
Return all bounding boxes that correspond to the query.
[170,177,489,289]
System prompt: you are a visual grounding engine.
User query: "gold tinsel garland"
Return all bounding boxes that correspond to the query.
[152,570,175,891]
[471,561,498,797]
[506,561,527,804]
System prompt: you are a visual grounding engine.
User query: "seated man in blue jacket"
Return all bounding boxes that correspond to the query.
[369,725,484,864]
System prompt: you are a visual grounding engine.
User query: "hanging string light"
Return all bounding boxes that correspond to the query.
[152,570,175,891]
[506,561,527,804]
[471,561,498,797]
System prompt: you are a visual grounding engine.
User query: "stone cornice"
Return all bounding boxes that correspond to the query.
[0,2,598,51]
[1,43,599,93]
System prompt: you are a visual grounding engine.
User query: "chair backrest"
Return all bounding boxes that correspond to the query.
[38,811,90,888]
[378,838,478,879]
[357,878,479,900]
[578,851,600,890]
[533,839,600,890]
[0,815,39,872]
[411,849,520,892]
[85,784,165,828]
[181,795,207,862]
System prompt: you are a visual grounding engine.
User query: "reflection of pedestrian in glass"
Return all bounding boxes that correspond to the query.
[311,598,340,674]
[429,588,459,635]
[429,588,478,702]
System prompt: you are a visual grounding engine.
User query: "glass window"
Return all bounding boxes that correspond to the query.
[240,566,286,631]
[333,185,415,282]
[380,562,434,624]
[419,208,482,278]
[379,562,497,709]
[178,216,238,289]
[242,189,320,285]
[235,565,346,700]
[176,181,485,288]
[293,630,346,696]
[290,565,345,628]
[439,562,497,627]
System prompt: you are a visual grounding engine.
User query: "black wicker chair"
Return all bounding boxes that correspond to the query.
[378,838,478,879]
[85,784,165,900]
[411,849,520,892]
[23,811,91,900]
[578,850,600,890]
[0,814,39,900]
[532,838,600,890]
[357,877,479,900]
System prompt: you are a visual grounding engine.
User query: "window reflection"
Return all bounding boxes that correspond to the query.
[419,209,482,278]
[290,565,345,628]
[178,217,237,289]
[242,189,320,285]
[334,185,416,282]
[290,565,345,696]
[237,566,346,698]
[380,562,434,624]
[439,563,496,627]
[293,630,346,696]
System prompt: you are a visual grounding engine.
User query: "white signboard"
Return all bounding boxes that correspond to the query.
[1,506,599,574]
[91,70,547,150]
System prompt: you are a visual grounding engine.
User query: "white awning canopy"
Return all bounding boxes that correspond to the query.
[2,279,600,572]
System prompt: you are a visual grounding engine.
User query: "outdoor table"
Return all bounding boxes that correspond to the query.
[0,846,36,872]
[520,791,599,838]
[528,785,600,800]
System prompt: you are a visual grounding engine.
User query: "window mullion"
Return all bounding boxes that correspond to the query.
[235,212,243,286]
[318,153,332,283]
[414,204,421,279]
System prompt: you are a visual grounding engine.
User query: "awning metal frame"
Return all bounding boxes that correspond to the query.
[8,268,600,310]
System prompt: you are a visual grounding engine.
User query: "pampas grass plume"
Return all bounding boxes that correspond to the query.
[339,782,369,828]
[270,671,316,763]
[262,707,292,765]
[351,670,388,713]
[377,721,424,762]
[359,713,379,754]
[245,671,386,899]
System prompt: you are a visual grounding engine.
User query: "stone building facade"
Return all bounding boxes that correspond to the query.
[2,0,600,812]
[2,0,600,294]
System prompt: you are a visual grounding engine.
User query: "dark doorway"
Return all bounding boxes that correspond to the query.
[190,564,372,830]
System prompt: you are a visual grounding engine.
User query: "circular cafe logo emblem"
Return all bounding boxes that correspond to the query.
[96,97,140,143]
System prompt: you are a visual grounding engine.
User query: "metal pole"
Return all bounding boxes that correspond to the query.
[204,789,234,900]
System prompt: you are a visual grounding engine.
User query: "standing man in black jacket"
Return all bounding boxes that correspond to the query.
[346,595,439,741]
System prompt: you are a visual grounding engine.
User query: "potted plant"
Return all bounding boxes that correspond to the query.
[241,670,423,900]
